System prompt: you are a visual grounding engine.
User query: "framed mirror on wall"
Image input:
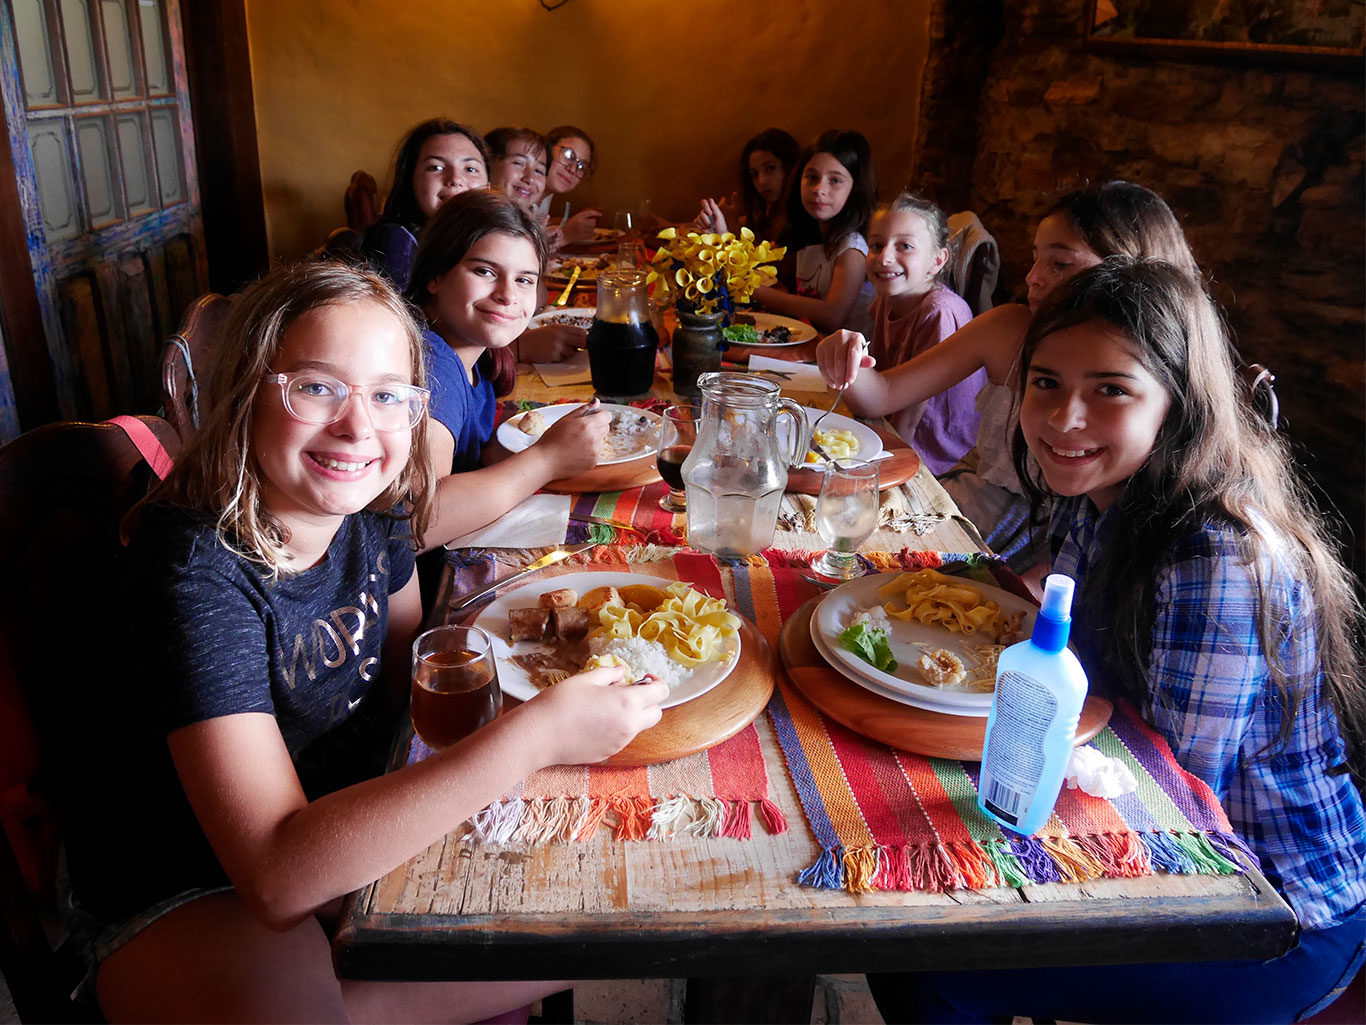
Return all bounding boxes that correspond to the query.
[1085,0,1365,67]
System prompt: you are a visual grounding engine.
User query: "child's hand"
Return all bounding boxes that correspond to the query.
[562,209,602,243]
[518,324,586,363]
[530,665,668,764]
[537,400,609,476]
[693,198,729,235]
[816,329,876,389]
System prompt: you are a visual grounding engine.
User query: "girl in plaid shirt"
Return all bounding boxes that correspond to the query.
[874,259,1364,1023]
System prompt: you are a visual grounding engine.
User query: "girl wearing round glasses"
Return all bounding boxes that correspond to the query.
[64,260,665,1022]
[540,124,602,245]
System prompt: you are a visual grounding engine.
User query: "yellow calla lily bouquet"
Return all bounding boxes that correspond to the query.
[646,226,786,318]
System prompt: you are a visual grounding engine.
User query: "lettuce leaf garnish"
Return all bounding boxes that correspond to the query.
[838,622,897,673]
[721,324,760,345]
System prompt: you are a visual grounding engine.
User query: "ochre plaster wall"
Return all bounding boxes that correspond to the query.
[245,1,931,260]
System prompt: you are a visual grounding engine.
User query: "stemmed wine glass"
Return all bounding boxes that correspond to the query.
[812,458,880,579]
[656,403,699,512]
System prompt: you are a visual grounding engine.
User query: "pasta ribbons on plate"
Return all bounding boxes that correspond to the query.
[804,427,859,463]
[875,569,1022,642]
[595,581,740,667]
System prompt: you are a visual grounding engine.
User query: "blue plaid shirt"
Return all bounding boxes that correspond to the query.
[1050,495,1366,931]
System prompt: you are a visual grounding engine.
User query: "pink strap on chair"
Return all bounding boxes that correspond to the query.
[105,415,174,479]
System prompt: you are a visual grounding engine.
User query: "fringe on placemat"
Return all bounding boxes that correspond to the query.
[795,829,1240,894]
[470,796,790,845]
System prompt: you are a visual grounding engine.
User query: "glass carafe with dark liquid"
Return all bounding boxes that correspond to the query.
[681,372,809,559]
[586,269,659,400]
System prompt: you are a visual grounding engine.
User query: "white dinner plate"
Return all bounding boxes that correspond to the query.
[546,254,616,283]
[781,409,884,466]
[726,313,817,347]
[807,613,981,717]
[497,403,662,464]
[530,307,595,330]
[811,571,1038,715]
[472,572,741,710]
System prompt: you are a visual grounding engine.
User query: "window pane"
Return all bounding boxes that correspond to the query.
[30,120,80,241]
[102,0,137,99]
[138,0,169,95]
[59,0,101,102]
[149,106,183,205]
[117,114,152,214]
[75,117,121,225]
[13,0,59,107]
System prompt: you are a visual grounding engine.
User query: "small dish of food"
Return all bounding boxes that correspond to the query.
[497,403,662,464]
[547,254,616,283]
[811,568,1035,715]
[721,313,817,347]
[474,572,743,709]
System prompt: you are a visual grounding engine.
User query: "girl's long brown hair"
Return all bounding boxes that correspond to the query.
[406,189,548,398]
[1013,259,1365,782]
[145,261,436,576]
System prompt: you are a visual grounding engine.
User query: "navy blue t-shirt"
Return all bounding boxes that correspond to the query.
[64,504,416,923]
[423,327,496,472]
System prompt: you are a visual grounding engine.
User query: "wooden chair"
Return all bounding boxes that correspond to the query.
[0,417,180,1023]
[317,226,363,262]
[1242,362,1280,429]
[946,211,1001,316]
[160,293,230,441]
[345,170,379,232]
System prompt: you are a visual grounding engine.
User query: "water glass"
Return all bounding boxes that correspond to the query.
[410,625,501,749]
[812,458,880,579]
[657,404,699,512]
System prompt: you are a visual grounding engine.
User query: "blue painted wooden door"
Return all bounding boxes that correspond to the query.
[0,0,206,436]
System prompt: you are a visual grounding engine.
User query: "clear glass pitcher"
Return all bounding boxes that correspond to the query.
[681,372,809,559]
[586,269,659,400]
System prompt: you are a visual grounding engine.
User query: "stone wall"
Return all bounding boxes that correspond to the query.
[917,0,1366,577]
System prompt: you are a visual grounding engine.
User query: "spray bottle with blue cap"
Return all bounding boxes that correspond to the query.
[978,573,1089,835]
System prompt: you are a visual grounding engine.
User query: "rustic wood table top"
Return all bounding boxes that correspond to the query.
[332,347,1298,985]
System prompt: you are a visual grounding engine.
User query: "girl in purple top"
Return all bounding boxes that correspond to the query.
[359,118,490,291]
[862,193,981,474]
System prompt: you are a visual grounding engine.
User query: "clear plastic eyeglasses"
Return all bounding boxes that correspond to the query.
[557,146,590,177]
[263,371,429,432]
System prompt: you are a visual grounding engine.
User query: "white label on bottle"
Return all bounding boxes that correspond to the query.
[981,670,1059,826]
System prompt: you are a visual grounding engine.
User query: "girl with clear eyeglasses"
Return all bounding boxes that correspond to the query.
[540,124,602,246]
[61,260,665,1023]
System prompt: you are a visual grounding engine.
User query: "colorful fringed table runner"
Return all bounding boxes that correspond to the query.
[418,547,792,844]
[764,552,1254,894]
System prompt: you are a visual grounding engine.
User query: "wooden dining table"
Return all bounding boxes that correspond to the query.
[331,340,1298,1023]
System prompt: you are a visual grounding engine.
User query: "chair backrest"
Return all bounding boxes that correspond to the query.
[160,292,230,441]
[945,211,1001,317]
[1241,363,1280,429]
[318,225,363,262]
[0,416,180,1022]
[345,169,379,232]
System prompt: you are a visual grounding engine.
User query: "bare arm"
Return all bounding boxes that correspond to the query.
[421,404,609,551]
[814,303,1034,419]
[754,247,867,334]
[169,657,667,931]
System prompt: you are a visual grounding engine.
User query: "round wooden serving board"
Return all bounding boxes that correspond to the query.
[778,598,1112,761]
[541,452,661,494]
[786,447,920,496]
[606,616,775,766]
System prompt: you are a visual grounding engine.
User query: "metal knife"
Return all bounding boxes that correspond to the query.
[448,542,596,613]
[554,265,582,307]
[569,513,641,533]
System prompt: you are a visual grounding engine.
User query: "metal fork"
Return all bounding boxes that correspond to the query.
[810,385,845,435]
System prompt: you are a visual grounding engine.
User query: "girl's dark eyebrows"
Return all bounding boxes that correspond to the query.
[1085,369,1140,379]
[468,256,539,277]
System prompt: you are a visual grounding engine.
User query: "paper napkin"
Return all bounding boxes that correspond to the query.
[444,493,572,549]
[535,350,593,387]
[748,354,828,392]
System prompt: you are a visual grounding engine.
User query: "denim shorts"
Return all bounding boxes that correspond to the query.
[61,874,232,1003]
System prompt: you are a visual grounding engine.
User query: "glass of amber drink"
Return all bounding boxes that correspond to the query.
[410,625,502,749]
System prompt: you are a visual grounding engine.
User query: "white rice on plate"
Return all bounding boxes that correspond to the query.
[588,635,688,689]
